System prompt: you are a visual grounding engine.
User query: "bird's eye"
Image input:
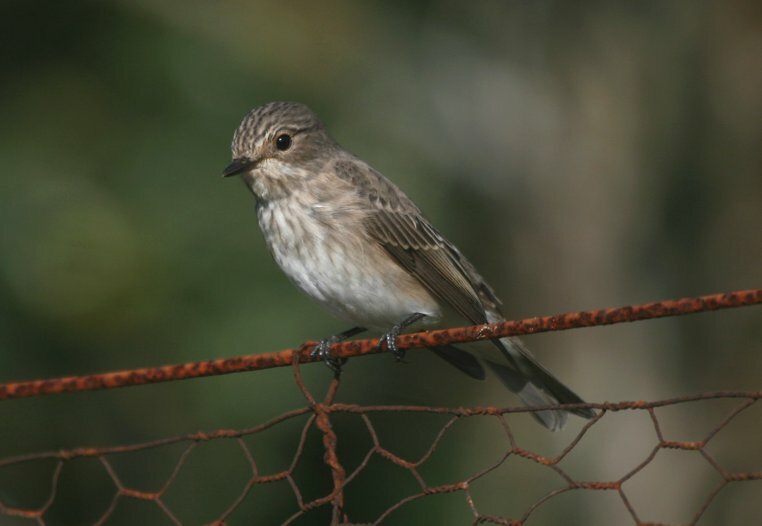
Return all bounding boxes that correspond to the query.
[275,134,292,151]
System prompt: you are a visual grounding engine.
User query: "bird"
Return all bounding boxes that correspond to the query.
[222,101,594,430]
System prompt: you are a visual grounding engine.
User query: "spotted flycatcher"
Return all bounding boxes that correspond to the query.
[223,101,593,430]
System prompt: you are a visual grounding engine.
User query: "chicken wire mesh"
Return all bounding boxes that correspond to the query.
[0,290,760,525]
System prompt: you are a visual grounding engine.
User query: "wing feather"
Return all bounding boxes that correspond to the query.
[332,157,490,324]
[331,157,593,429]
[364,203,487,324]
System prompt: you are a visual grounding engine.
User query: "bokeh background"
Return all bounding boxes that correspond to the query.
[0,1,760,524]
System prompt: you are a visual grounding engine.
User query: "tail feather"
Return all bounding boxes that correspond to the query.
[484,336,595,430]
[430,345,486,380]
[428,329,594,430]
[499,337,596,420]
[486,360,568,431]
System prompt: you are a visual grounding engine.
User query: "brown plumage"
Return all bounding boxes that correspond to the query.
[223,101,594,430]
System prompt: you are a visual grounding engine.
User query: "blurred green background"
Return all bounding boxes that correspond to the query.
[0,1,760,524]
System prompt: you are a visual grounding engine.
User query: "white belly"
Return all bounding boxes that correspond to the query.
[257,200,440,328]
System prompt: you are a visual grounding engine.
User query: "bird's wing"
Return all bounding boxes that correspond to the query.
[340,159,594,428]
[349,162,488,325]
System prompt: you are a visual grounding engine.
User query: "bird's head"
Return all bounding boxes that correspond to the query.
[223,101,334,199]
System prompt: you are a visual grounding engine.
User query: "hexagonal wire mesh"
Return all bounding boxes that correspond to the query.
[0,290,759,525]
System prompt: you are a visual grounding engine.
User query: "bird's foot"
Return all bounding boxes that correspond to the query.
[378,313,426,362]
[310,326,367,373]
[378,326,404,361]
[311,337,346,373]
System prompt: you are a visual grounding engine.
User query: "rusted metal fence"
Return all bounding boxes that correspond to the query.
[0,289,760,525]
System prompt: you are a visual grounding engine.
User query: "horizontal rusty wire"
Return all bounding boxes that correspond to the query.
[0,356,759,525]
[0,289,759,401]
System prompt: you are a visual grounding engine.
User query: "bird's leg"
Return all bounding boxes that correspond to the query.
[378,313,426,362]
[311,326,367,373]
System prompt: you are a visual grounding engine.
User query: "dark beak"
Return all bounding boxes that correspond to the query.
[222,157,258,178]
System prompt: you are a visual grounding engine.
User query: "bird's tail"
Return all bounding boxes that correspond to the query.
[487,336,595,431]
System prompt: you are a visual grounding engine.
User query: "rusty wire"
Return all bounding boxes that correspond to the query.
[0,364,760,525]
[0,289,759,401]
[0,289,760,524]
